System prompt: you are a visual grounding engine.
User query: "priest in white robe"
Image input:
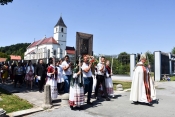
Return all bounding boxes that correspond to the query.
[130,54,153,106]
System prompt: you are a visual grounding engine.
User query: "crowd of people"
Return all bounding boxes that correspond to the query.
[0,55,115,110]
[0,53,158,109]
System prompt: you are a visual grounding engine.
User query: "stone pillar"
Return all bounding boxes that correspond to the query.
[169,53,172,75]
[61,93,69,106]
[130,54,136,80]
[0,108,6,117]
[154,51,161,81]
[116,84,123,91]
[42,85,52,109]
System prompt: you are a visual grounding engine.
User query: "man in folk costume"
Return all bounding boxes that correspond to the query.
[46,57,58,100]
[69,59,84,110]
[130,54,153,106]
[95,56,110,101]
[56,60,64,94]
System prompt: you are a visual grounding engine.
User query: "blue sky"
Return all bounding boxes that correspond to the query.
[0,0,175,55]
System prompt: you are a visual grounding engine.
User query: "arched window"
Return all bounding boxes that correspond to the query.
[48,49,50,58]
[61,28,64,32]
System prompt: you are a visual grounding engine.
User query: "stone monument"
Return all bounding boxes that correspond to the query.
[42,85,52,109]
[76,32,93,59]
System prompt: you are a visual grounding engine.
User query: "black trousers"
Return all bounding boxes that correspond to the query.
[57,82,64,93]
[95,75,108,97]
[38,77,45,91]
[14,75,23,87]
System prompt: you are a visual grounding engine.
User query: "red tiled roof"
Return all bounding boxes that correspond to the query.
[66,46,75,50]
[0,58,7,62]
[27,37,58,48]
[10,55,21,60]
[66,50,75,54]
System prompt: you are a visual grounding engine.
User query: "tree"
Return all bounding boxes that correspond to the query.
[0,0,13,5]
[171,47,175,54]
[0,43,30,59]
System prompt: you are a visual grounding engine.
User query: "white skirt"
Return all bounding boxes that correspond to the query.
[92,75,97,92]
[46,77,58,100]
[69,84,84,107]
[105,77,114,95]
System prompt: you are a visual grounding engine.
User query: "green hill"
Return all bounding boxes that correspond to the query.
[0,43,31,59]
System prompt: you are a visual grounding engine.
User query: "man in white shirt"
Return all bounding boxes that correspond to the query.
[95,56,110,101]
[61,55,72,93]
[82,55,93,105]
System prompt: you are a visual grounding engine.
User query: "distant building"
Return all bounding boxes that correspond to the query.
[0,58,7,62]
[10,55,21,61]
[24,16,75,63]
[65,46,75,62]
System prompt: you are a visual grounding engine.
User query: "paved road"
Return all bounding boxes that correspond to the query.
[26,82,175,117]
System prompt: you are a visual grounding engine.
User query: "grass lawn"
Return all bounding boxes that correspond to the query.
[170,76,175,81]
[113,80,132,90]
[0,87,33,113]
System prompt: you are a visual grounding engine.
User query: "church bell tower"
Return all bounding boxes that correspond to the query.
[54,16,67,58]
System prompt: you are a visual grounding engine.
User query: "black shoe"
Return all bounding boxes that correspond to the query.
[87,102,93,105]
[70,106,74,110]
[147,102,153,106]
[78,106,84,110]
[101,95,106,98]
[95,97,100,100]
[105,97,110,101]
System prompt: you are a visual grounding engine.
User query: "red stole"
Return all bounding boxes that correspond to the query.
[142,66,152,103]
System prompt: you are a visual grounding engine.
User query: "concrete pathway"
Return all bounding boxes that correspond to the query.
[26,81,175,117]
[1,80,175,117]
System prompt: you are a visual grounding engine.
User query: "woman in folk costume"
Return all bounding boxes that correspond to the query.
[105,60,115,98]
[25,60,34,90]
[69,60,84,110]
[56,60,64,94]
[130,54,153,106]
[46,57,58,100]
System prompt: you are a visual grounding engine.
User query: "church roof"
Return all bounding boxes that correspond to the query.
[66,46,75,54]
[54,16,67,28]
[66,46,75,50]
[27,37,59,48]
[10,55,21,60]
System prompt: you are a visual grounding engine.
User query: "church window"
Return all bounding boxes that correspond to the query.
[48,49,50,58]
[61,28,64,32]
[56,28,58,32]
[54,50,56,55]
[62,35,63,37]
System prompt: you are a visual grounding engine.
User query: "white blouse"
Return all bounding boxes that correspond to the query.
[26,65,34,74]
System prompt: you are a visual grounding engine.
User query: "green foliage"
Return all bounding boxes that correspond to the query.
[144,51,154,70]
[0,52,9,58]
[105,52,130,75]
[0,0,13,5]
[0,43,30,59]
[171,47,175,54]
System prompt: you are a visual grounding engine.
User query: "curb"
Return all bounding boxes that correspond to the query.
[7,107,44,117]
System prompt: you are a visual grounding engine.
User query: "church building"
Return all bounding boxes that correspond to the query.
[24,16,75,62]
